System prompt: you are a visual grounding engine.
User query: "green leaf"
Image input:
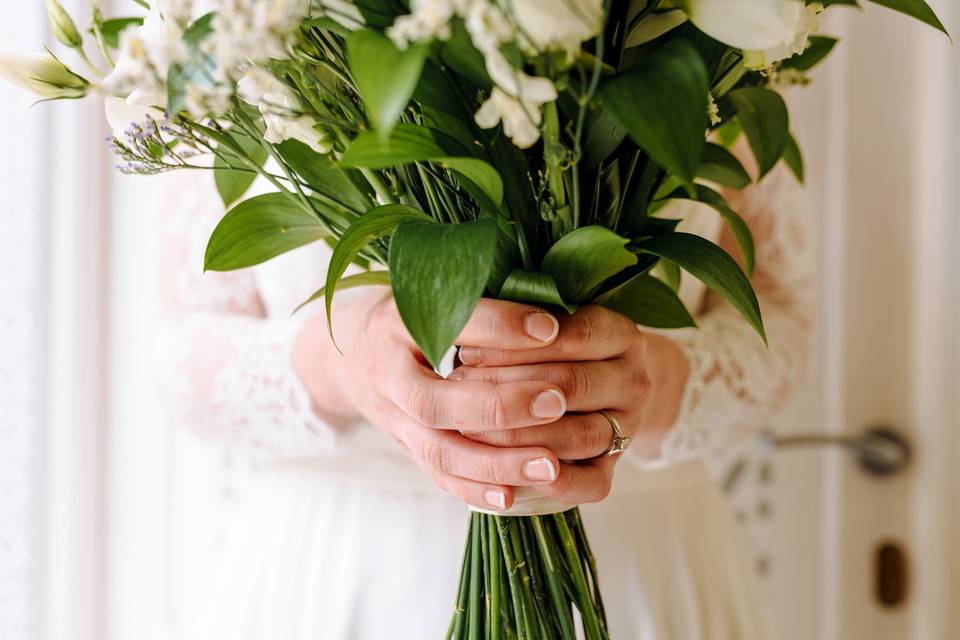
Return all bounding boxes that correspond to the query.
[726,87,789,179]
[540,226,637,304]
[204,193,327,271]
[390,218,498,368]
[324,204,432,337]
[595,274,696,329]
[498,269,577,314]
[866,0,950,36]
[650,259,682,291]
[88,17,143,49]
[697,142,751,189]
[781,36,839,71]
[636,232,765,342]
[276,139,372,213]
[782,132,805,183]
[661,184,756,276]
[347,30,428,135]
[598,39,709,185]
[340,125,504,205]
[214,133,269,208]
[294,270,390,315]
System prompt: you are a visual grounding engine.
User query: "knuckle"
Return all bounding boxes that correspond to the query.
[419,436,450,474]
[407,385,440,426]
[578,418,608,455]
[490,392,510,430]
[632,369,653,401]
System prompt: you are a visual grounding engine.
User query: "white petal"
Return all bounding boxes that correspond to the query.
[681,0,806,50]
[104,97,164,136]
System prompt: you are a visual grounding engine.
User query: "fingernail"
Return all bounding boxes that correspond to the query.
[523,457,557,482]
[524,312,559,343]
[484,489,507,510]
[531,389,566,419]
[459,346,481,365]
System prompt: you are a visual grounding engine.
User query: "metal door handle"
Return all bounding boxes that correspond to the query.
[761,426,911,477]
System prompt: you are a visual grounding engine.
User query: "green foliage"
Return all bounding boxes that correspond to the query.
[697,143,752,189]
[782,36,839,71]
[324,204,432,337]
[726,87,790,179]
[214,132,269,208]
[598,39,709,185]
[347,30,428,136]
[540,226,637,304]
[390,218,498,368]
[277,139,373,213]
[783,133,805,183]
[866,0,950,35]
[595,274,697,328]
[498,269,577,314]
[340,125,504,206]
[635,232,766,342]
[294,271,390,315]
[204,193,328,271]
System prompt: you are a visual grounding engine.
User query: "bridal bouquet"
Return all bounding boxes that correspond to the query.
[3,0,946,637]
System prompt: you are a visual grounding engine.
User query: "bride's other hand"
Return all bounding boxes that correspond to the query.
[293,291,571,512]
[452,305,689,505]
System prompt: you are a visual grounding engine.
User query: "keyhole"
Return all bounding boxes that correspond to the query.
[874,540,909,608]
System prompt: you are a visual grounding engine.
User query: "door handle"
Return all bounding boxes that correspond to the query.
[761,426,911,477]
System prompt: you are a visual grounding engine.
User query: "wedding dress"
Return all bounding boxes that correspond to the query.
[158,149,812,639]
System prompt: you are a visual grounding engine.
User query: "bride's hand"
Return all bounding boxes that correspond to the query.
[294,291,573,512]
[451,305,689,505]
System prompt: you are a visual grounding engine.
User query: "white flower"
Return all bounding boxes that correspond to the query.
[238,67,331,153]
[678,0,807,51]
[388,0,460,46]
[474,87,543,148]
[104,96,165,137]
[742,2,823,70]
[102,9,187,106]
[0,50,89,100]
[510,0,604,60]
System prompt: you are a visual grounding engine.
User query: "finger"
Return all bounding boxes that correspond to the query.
[456,298,560,350]
[429,472,516,512]
[406,427,560,486]
[459,306,641,367]
[450,361,651,413]
[388,369,569,431]
[464,411,627,461]
[532,459,618,504]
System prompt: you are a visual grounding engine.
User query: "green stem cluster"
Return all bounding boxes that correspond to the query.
[447,509,608,640]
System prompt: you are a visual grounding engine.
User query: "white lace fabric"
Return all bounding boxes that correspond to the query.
[653,165,813,465]
[156,186,336,457]
[158,163,811,467]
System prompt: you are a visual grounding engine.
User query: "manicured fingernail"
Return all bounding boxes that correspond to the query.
[531,389,566,419]
[523,457,557,482]
[524,312,559,343]
[484,489,507,510]
[459,346,481,365]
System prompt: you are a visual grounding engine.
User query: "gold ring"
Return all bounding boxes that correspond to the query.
[599,410,630,458]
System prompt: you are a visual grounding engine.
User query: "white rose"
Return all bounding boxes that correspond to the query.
[678,0,807,51]
[742,2,823,69]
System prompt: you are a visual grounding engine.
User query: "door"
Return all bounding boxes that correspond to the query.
[749,2,960,639]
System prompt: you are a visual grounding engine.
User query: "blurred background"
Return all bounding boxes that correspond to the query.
[0,1,957,639]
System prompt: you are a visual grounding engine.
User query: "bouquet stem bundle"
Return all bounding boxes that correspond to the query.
[449,510,607,640]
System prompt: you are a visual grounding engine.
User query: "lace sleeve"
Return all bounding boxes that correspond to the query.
[651,164,814,465]
[155,178,337,457]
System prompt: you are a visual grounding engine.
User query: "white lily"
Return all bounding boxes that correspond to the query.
[511,0,604,60]
[0,50,89,100]
[104,96,165,137]
[677,0,807,51]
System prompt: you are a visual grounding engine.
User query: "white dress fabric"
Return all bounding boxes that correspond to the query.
[157,155,812,639]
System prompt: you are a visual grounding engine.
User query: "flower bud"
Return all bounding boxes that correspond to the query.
[677,0,807,51]
[0,50,89,100]
[44,0,83,49]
